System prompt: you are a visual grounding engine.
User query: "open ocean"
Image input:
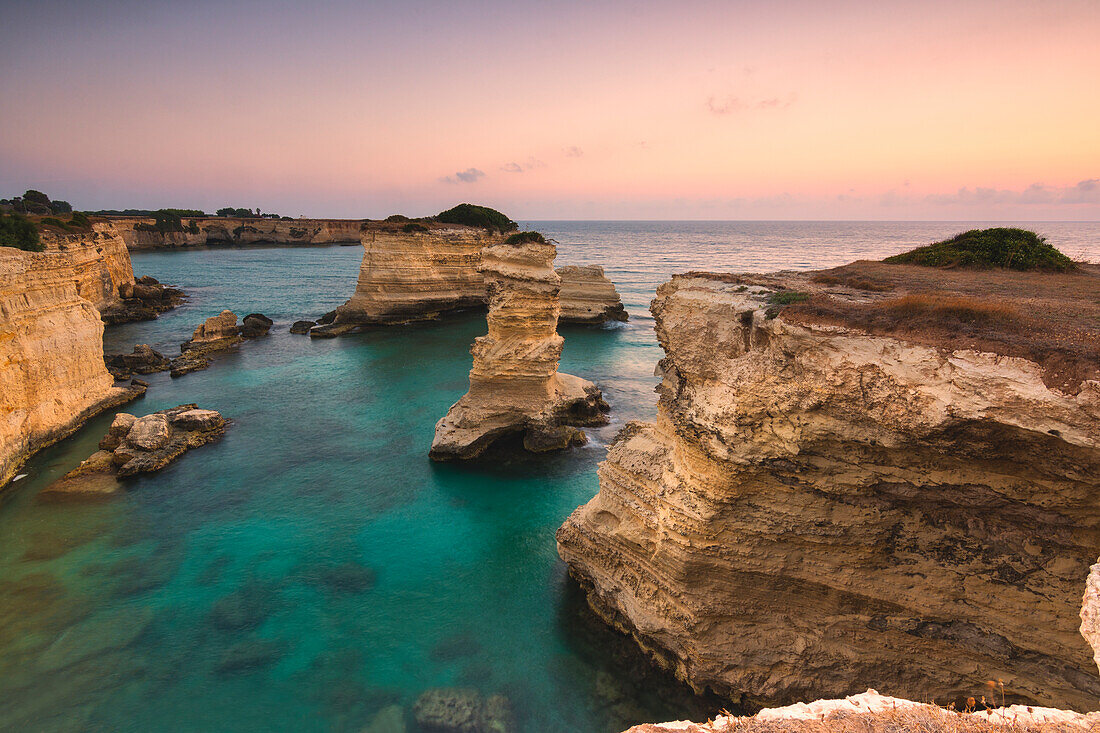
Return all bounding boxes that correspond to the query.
[1,221,1097,732]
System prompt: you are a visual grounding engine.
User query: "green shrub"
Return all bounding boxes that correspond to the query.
[217,207,255,218]
[49,200,72,214]
[0,213,43,251]
[503,231,547,245]
[402,222,429,233]
[435,203,517,232]
[69,211,91,229]
[40,217,66,228]
[385,214,410,223]
[765,290,810,319]
[884,228,1076,272]
[187,219,200,234]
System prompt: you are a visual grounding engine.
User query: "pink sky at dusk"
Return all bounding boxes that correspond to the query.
[1,0,1098,219]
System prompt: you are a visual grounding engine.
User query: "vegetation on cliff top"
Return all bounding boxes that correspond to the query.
[1,190,72,216]
[435,204,517,232]
[0,213,43,251]
[503,231,547,245]
[135,210,200,234]
[884,228,1076,272]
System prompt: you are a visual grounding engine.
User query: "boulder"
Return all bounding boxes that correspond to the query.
[99,413,136,450]
[170,409,224,432]
[189,310,239,343]
[124,413,170,451]
[290,320,316,334]
[239,313,273,338]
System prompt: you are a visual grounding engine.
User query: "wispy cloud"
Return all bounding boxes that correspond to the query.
[563,146,584,158]
[923,179,1100,206]
[440,167,486,184]
[500,157,546,173]
[706,93,797,116]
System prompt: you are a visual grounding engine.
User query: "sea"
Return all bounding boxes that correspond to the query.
[1,221,1097,732]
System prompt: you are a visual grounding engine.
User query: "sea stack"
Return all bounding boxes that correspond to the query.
[430,234,609,460]
[556,265,628,324]
[557,267,1100,710]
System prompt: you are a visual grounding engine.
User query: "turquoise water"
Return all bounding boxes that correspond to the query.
[2,222,1098,732]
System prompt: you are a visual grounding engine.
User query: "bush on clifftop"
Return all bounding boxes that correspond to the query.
[435,204,517,232]
[0,213,44,251]
[504,231,547,245]
[884,228,1076,272]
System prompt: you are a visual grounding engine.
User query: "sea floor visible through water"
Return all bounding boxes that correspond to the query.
[1,221,1097,732]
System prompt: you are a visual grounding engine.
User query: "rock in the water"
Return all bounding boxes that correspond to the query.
[430,238,609,460]
[101,274,186,325]
[413,688,512,733]
[104,344,171,379]
[557,265,628,324]
[215,640,283,675]
[290,320,316,334]
[123,413,170,451]
[169,310,272,377]
[239,313,273,338]
[41,404,228,495]
[557,271,1100,710]
[190,310,239,343]
[364,704,406,733]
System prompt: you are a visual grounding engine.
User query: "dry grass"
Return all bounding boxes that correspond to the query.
[811,273,894,292]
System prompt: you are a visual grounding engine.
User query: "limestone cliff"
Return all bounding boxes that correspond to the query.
[38,223,133,313]
[319,225,497,335]
[557,265,628,324]
[114,217,362,250]
[430,239,609,459]
[557,272,1100,710]
[0,245,142,488]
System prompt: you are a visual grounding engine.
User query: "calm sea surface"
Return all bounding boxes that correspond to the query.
[2,222,1097,732]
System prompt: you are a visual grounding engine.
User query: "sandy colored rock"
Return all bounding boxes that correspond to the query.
[123,413,170,450]
[190,310,239,343]
[557,265,628,323]
[171,409,223,431]
[0,244,143,487]
[113,217,362,250]
[557,273,1100,710]
[36,222,133,313]
[430,239,609,459]
[1082,558,1100,676]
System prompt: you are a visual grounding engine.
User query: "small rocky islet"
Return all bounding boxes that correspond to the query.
[2,206,1100,732]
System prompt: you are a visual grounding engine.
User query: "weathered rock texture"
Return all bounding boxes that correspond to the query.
[0,245,143,487]
[1083,558,1100,676]
[430,240,609,459]
[622,689,1100,733]
[37,223,133,314]
[557,265,628,324]
[114,217,362,250]
[104,275,186,324]
[168,311,272,377]
[412,688,514,733]
[311,225,627,336]
[557,272,1100,710]
[39,405,226,499]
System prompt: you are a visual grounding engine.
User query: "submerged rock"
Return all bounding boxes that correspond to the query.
[214,639,283,675]
[430,238,609,460]
[39,404,227,498]
[364,704,406,733]
[412,688,513,733]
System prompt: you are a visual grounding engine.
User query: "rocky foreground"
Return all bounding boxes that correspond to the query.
[558,265,1100,711]
[430,236,610,459]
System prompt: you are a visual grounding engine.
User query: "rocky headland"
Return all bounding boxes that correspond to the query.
[39,405,227,500]
[430,235,610,459]
[557,265,628,324]
[113,216,362,250]
[557,262,1100,711]
[0,243,145,488]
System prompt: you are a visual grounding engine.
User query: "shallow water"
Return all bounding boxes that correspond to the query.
[2,221,1097,732]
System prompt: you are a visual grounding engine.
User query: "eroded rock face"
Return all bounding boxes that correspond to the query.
[39,404,227,498]
[0,245,143,487]
[557,274,1100,710]
[37,223,133,313]
[1083,559,1100,675]
[430,240,609,459]
[557,265,628,324]
[114,217,362,250]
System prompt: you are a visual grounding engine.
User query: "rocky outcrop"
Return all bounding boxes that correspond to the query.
[39,405,226,499]
[104,344,171,379]
[103,275,186,324]
[557,265,628,324]
[430,239,609,460]
[37,223,133,313]
[622,689,1100,732]
[168,310,272,377]
[113,217,362,250]
[0,244,144,487]
[557,273,1100,710]
[1083,559,1100,675]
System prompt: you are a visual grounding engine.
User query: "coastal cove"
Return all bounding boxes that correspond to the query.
[2,221,1099,731]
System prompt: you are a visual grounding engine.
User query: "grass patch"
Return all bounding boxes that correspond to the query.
[765,290,810,318]
[884,228,1076,272]
[811,273,893,292]
[503,231,547,245]
[435,203,517,232]
[0,213,43,251]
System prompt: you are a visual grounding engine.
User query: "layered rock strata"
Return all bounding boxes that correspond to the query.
[312,225,498,336]
[430,239,609,459]
[113,217,362,250]
[40,405,226,499]
[168,311,272,377]
[557,273,1100,710]
[37,223,133,313]
[0,245,143,487]
[557,265,628,324]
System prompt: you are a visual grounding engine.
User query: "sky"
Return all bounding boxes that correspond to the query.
[1,0,1098,220]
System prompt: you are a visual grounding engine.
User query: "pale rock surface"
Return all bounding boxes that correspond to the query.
[558,274,1100,710]
[37,222,133,312]
[430,239,609,459]
[557,265,628,323]
[1082,559,1100,675]
[124,413,170,450]
[190,310,240,343]
[0,244,141,487]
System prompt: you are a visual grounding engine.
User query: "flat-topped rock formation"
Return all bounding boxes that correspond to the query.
[558,266,1100,710]
[313,223,499,336]
[113,217,362,250]
[557,265,628,323]
[168,311,272,377]
[0,244,144,488]
[40,405,227,499]
[430,237,609,459]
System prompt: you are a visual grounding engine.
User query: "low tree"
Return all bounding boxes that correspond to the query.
[0,213,44,251]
